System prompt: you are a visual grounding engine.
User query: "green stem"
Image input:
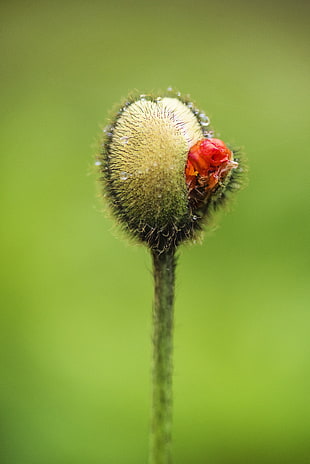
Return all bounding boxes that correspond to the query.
[150,249,176,464]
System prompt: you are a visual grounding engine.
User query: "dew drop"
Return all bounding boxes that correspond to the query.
[120,136,129,145]
[167,86,173,92]
[94,160,102,166]
[120,172,128,181]
[200,114,210,126]
[192,215,198,221]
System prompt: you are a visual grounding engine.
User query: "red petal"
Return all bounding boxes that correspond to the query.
[185,138,234,194]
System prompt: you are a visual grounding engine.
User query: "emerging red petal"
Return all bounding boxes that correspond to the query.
[185,138,237,197]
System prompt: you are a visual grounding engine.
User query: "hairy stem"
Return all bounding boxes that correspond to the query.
[150,249,176,464]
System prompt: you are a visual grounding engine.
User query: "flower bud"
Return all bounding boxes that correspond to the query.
[98,91,243,252]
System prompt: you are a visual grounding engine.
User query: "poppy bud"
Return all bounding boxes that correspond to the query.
[98,91,243,253]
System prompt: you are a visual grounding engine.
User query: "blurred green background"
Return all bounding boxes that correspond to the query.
[1,0,309,463]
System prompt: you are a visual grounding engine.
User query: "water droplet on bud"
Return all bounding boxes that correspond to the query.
[120,136,129,144]
[120,172,128,181]
[199,114,210,126]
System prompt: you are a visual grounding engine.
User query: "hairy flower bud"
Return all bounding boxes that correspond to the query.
[98,91,243,252]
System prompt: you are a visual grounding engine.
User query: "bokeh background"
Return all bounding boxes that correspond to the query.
[1,0,309,463]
